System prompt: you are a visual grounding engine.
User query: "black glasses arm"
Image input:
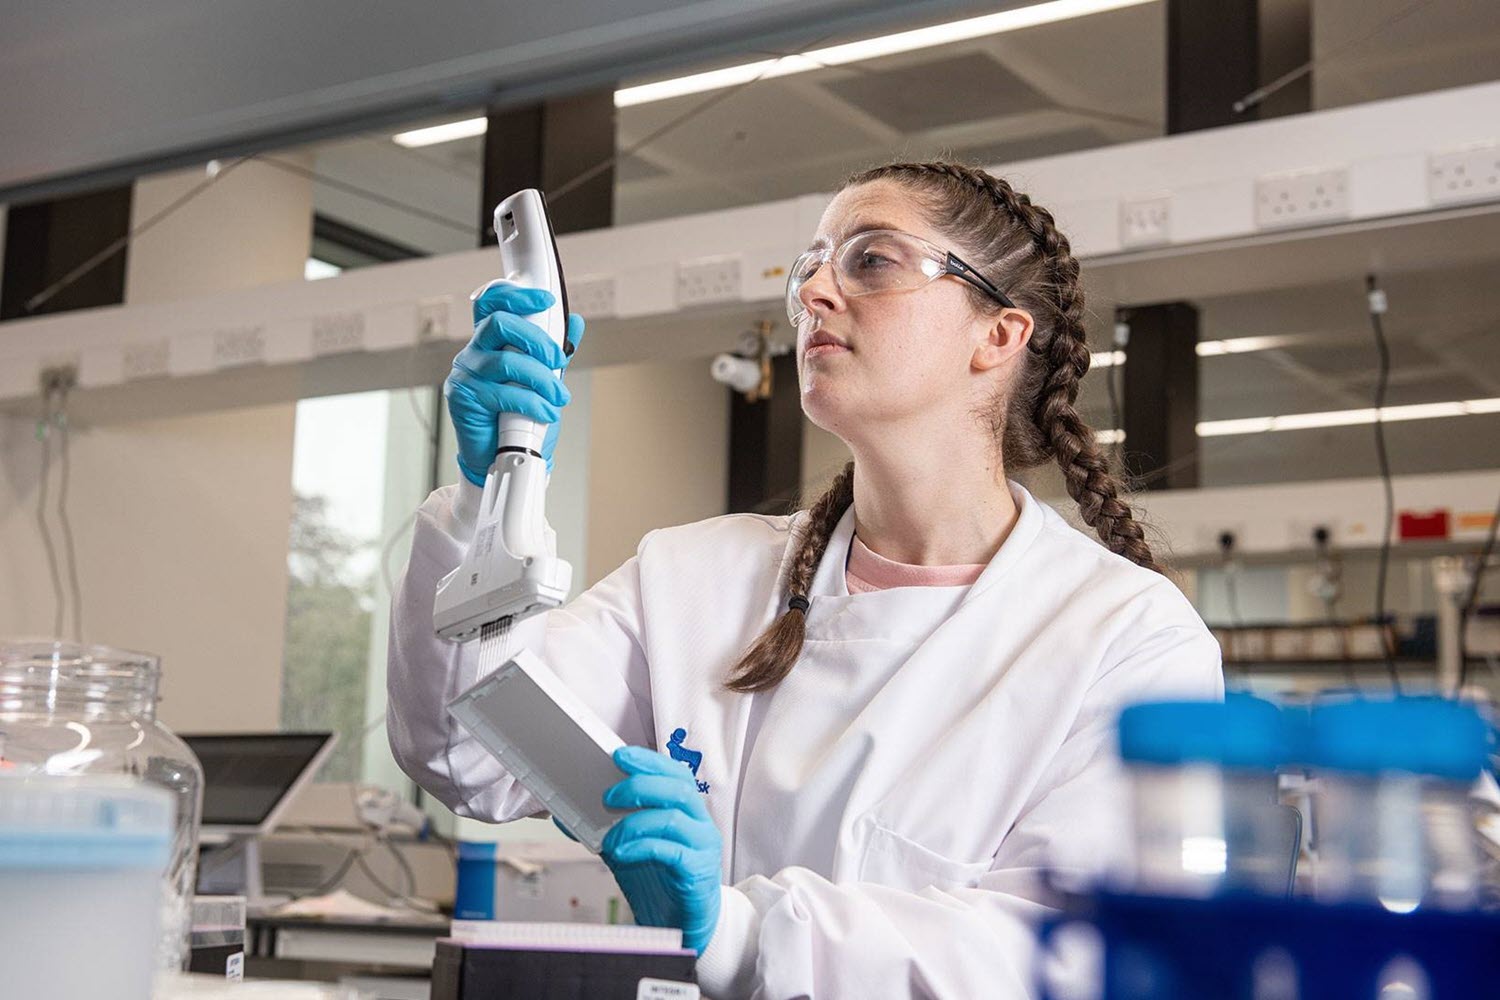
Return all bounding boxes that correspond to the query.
[945,252,1016,309]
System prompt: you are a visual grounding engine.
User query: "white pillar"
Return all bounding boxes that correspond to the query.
[126,154,314,303]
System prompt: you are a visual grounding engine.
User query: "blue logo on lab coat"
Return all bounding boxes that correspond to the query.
[667,727,710,794]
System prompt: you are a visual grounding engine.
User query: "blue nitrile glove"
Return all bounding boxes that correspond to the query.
[445,283,587,486]
[600,745,723,954]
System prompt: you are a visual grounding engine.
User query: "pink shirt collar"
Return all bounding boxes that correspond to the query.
[845,534,987,594]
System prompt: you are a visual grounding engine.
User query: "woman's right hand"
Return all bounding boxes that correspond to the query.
[445,282,586,486]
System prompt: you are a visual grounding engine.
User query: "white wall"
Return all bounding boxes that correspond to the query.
[0,155,313,730]
[125,154,317,302]
[801,418,850,506]
[585,359,730,585]
[0,404,298,729]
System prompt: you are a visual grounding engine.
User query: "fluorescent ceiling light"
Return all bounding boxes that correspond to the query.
[304,258,343,281]
[1196,398,1500,437]
[1092,334,1297,369]
[1093,397,1500,444]
[616,0,1158,107]
[1195,335,1288,357]
[393,117,489,148]
[396,0,1160,145]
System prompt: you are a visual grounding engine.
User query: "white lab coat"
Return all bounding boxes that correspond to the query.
[387,479,1223,1000]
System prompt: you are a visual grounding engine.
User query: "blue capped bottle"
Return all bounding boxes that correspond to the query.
[1117,694,1295,898]
[1309,696,1486,912]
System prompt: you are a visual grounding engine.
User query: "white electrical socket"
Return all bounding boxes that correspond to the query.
[122,339,171,381]
[416,299,452,342]
[676,255,742,308]
[1120,196,1171,248]
[1428,143,1500,206]
[211,325,266,368]
[1254,168,1350,229]
[569,276,617,318]
[1195,522,1249,556]
[311,311,366,356]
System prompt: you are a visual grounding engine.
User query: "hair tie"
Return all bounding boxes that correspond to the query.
[787,595,810,614]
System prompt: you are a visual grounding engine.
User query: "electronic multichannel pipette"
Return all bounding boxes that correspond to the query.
[433,189,577,647]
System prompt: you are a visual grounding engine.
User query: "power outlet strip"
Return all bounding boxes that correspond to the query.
[1254,168,1350,230]
[568,276,617,318]
[416,299,451,342]
[1120,196,1171,248]
[121,340,171,381]
[211,325,267,368]
[676,255,741,308]
[311,311,366,356]
[1428,143,1500,206]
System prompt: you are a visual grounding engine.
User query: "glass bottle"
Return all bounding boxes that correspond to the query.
[0,640,204,971]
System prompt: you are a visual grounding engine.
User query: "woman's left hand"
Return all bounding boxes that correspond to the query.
[600,745,723,954]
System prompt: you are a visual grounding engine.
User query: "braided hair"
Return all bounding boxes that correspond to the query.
[725,161,1160,693]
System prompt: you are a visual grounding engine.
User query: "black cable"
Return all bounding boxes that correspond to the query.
[292,845,368,900]
[1310,525,1362,688]
[24,157,254,314]
[1457,491,1500,689]
[1218,532,1244,628]
[35,387,66,638]
[423,824,460,865]
[257,156,473,234]
[1104,352,1124,470]
[1366,275,1401,694]
[1223,565,1244,629]
[54,386,84,643]
[359,835,420,900]
[389,835,420,897]
[1232,0,1437,113]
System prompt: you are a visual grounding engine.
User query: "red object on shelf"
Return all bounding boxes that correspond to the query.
[1398,509,1450,540]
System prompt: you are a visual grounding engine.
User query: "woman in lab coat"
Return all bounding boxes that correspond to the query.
[388,161,1223,999]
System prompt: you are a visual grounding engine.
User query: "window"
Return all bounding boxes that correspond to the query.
[304,258,343,281]
[280,387,441,789]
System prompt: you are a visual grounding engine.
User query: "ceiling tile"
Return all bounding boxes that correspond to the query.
[820,52,1055,133]
[955,127,1112,167]
[615,153,670,183]
[618,78,881,176]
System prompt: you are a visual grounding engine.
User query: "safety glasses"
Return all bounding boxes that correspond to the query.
[786,228,1016,327]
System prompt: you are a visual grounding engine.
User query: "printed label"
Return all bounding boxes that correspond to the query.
[638,980,699,1000]
[519,871,545,899]
[225,952,244,981]
[475,524,496,559]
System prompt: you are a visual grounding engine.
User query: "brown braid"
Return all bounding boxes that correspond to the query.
[725,462,854,692]
[725,160,1161,693]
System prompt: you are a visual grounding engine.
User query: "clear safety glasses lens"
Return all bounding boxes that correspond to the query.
[786,231,946,326]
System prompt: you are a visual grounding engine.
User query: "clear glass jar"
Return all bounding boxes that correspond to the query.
[1309,696,1486,913]
[0,640,204,971]
[1118,696,1292,897]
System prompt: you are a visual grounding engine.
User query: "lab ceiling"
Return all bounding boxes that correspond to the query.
[291,0,1500,486]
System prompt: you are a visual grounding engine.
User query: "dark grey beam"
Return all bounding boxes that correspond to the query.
[1,185,132,322]
[1168,0,1260,134]
[481,89,616,240]
[728,353,803,515]
[1119,301,1200,491]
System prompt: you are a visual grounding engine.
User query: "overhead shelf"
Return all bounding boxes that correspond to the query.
[1,81,1497,425]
